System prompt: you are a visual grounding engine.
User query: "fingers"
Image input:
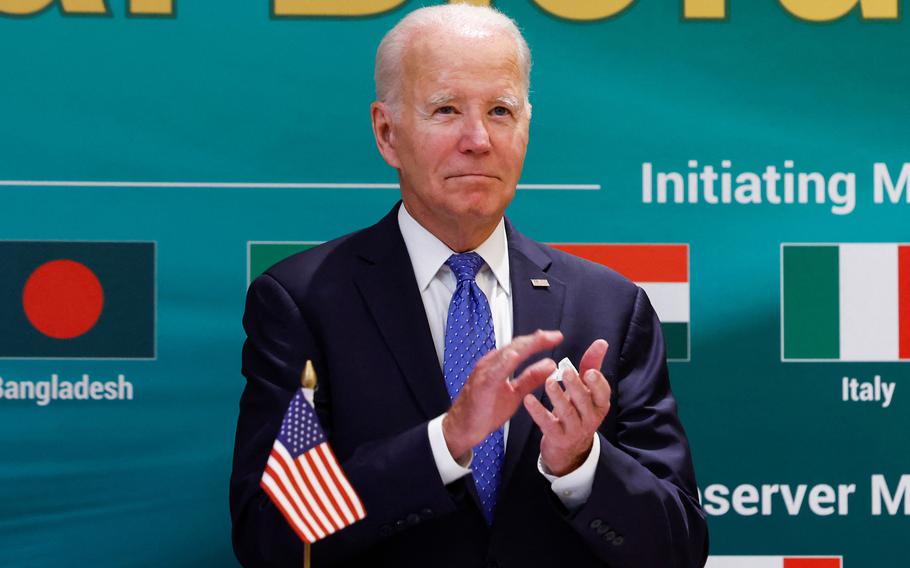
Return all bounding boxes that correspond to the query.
[585,369,612,411]
[562,368,596,426]
[575,339,611,418]
[545,376,581,430]
[523,394,561,436]
[510,357,557,398]
[495,330,563,377]
[578,339,609,378]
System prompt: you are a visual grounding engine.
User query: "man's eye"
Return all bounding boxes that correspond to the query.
[491,106,512,117]
[435,106,456,115]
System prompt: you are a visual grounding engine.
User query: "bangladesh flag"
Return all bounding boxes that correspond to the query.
[247,242,321,284]
[0,241,155,359]
[706,557,841,568]
[782,243,910,361]
[549,244,690,361]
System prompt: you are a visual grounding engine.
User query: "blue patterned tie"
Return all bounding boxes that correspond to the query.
[443,252,503,525]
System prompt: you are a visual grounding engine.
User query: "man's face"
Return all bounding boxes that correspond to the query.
[382,30,530,233]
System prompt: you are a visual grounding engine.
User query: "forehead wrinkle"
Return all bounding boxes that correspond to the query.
[401,30,529,115]
[405,28,522,77]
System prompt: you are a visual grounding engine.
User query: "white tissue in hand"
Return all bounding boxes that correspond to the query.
[548,357,578,382]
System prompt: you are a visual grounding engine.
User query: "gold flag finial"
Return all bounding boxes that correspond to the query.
[302,360,318,389]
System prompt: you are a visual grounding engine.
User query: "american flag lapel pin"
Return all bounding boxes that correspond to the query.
[531,278,550,288]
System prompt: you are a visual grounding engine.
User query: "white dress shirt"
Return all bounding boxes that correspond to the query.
[397,204,599,510]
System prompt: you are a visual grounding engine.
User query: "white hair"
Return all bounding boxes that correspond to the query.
[374,4,532,112]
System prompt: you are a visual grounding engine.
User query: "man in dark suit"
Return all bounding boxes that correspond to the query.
[231,4,708,567]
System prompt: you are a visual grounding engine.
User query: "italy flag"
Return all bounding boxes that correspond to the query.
[782,243,910,361]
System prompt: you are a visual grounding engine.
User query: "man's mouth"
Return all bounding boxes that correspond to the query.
[445,173,499,180]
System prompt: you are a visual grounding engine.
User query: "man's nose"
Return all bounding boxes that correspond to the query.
[457,114,492,154]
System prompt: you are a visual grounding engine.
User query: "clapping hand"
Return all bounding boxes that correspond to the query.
[523,339,611,476]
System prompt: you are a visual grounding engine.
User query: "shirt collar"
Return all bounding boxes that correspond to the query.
[398,203,511,296]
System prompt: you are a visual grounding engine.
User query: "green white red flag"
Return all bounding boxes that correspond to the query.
[782,243,910,361]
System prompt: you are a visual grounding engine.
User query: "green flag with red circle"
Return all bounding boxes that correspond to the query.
[0,241,155,359]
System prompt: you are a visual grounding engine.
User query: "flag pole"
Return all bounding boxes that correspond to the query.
[302,361,318,568]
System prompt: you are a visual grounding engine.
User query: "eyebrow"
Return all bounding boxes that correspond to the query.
[427,93,455,107]
[494,95,520,110]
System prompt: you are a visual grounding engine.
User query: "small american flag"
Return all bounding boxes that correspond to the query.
[260,387,366,543]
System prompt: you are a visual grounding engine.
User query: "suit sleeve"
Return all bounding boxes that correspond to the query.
[230,273,462,567]
[563,287,709,568]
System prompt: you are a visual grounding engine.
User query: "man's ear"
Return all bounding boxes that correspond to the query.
[370,102,401,169]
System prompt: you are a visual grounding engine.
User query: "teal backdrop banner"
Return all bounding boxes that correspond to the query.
[2,1,909,566]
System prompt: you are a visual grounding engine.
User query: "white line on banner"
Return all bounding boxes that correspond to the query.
[0,181,601,190]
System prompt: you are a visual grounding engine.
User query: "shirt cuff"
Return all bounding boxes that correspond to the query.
[428,413,473,486]
[537,433,600,510]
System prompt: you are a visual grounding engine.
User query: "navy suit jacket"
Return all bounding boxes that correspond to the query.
[230,203,708,567]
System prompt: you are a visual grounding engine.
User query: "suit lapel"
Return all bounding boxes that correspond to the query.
[500,223,566,491]
[352,205,451,420]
